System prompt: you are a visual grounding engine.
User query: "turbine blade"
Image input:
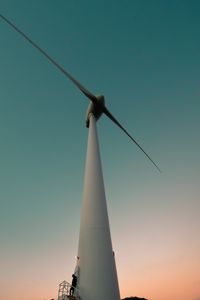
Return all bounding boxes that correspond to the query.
[103,107,161,173]
[0,14,97,103]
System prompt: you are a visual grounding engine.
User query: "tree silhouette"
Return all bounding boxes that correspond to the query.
[122,297,148,300]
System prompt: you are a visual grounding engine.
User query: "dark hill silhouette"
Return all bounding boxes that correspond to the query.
[122,297,148,300]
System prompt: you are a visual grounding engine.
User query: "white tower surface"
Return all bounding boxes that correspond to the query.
[77,114,121,300]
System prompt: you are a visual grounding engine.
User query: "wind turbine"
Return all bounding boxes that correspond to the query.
[1,14,161,300]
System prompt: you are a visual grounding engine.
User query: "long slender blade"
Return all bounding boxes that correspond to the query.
[103,107,161,172]
[0,14,97,103]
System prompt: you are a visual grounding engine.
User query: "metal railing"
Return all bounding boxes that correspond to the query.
[58,280,80,300]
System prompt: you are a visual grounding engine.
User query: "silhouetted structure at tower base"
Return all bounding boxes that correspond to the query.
[122,297,148,300]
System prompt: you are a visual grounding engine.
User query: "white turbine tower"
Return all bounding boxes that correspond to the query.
[77,114,120,300]
[1,14,161,300]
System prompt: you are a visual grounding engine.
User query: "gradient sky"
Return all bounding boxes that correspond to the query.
[0,1,200,300]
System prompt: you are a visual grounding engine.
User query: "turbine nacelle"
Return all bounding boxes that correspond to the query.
[86,95,105,128]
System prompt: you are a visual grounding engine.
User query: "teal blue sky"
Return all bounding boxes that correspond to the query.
[0,1,200,300]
